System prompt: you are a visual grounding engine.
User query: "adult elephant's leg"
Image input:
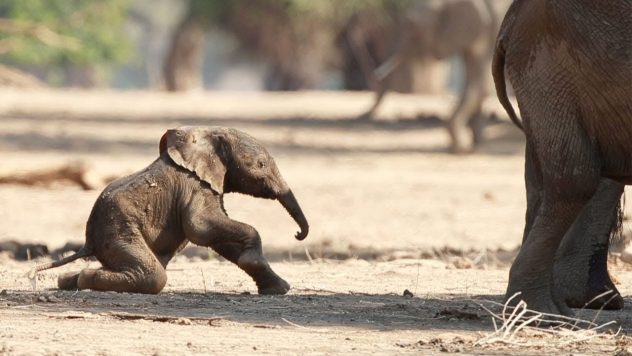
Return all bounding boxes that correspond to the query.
[522,142,543,245]
[554,178,624,310]
[359,86,388,120]
[447,52,485,154]
[507,114,601,316]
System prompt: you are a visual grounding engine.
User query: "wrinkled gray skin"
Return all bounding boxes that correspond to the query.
[349,0,509,153]
[33,126,309,295]
[493,0,631,315]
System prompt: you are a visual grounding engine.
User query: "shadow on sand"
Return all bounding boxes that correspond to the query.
[1,113,525,156]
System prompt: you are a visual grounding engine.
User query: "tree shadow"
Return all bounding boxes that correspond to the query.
[3,111,447,131]
[0,114,524,156]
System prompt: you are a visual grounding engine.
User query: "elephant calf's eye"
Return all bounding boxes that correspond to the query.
[258,161,266,169]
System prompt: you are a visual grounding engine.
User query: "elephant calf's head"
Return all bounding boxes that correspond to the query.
[160,126,309,240]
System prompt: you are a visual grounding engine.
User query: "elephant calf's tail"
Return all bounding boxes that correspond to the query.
[27,246,93,279]
[492,35,524,132]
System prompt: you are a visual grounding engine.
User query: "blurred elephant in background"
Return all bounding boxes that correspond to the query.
[346,0,510,153]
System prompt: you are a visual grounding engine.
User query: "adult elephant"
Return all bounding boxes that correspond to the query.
[347,0,510,153]
[494,0,631,315]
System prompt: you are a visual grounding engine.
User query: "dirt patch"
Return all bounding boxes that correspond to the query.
[2,90,632,354]
[2,258,632,355]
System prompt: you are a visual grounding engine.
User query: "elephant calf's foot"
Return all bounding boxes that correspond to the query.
[257,277,290,295]
[58,271,80,290]
[238,251,290,295]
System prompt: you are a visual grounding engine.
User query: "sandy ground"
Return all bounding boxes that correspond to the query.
[1,89,632,355]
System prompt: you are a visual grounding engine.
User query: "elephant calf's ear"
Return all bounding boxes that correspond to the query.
[159,131,169,156]
[162,128,227,194]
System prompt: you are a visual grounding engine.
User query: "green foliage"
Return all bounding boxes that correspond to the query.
[0,0,131,66]
[285,0,414,20]
[186,0,416,29]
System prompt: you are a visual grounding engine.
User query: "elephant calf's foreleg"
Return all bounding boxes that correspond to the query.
[188,218,290,295]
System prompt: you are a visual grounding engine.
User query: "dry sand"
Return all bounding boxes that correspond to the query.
[1,89,631,355]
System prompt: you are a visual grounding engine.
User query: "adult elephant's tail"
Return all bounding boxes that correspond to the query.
[492,34,523,132]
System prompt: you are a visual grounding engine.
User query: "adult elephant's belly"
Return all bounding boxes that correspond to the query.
[600,142,632,185]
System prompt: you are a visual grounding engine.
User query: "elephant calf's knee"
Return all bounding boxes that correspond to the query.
[140,270,167,294]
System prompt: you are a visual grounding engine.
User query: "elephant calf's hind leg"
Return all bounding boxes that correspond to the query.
[58,271,80,290]
[77,243,167,294]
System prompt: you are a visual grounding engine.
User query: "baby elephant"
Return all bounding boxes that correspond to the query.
[32,126,309,295]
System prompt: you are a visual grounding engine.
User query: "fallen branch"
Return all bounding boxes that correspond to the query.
[281,317,330,333]
[103,311,224,325]
[0,162,117,190]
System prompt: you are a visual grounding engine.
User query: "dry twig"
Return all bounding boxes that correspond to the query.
[473,293,620,349]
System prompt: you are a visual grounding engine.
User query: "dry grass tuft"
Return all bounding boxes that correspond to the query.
[474,293,620,349]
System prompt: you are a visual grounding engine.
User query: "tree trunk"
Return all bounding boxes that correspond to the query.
[64,65,102,88]
[163,16,206,92]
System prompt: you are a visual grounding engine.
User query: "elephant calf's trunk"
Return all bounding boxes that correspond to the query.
[278,190,309,241]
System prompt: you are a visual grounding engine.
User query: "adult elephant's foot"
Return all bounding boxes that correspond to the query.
[507,258,573,317]
[554,239,624,310]
[356,109,376,122]
[505,286,574,318]
[447,126,474,154]
[555,254,624,310]
[571,284,623,310]
[450,144,474,155]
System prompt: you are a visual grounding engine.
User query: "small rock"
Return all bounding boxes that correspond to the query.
[450,257,473,269]
[175,318,192,325]
[620,249,632,264]
[402,289,414,298]
[37,296,47,303]
[47,295,61,303]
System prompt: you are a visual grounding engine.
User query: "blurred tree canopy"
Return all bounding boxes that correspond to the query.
[0,0,427,90]
[164,0,416,91]
[0,0,131,85]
